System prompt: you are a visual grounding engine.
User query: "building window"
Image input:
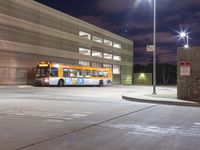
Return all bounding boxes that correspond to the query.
[113,65,120,74]
[92,51,102,58]
[113,55,121,61]
[91,62,102,68]
[103,64,112,68]
[103,53,112,59]
[92,35,103,43]
[79,47,91,56]
[79,60,90,66]
[79,31,91,40]
[104,39,112,46]
[113,42,121,49]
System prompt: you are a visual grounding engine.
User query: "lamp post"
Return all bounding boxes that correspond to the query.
[180,32,189,48]
[138,0,157,94]
[153,0,157,94]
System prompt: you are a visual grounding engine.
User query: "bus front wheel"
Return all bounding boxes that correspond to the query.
[98,80,104,87]
[58,79,64,87]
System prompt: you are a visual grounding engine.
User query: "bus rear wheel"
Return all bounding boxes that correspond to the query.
[98,80,104,87]
[58,79,64,87]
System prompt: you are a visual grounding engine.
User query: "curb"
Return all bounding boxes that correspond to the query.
[122,96,200,107]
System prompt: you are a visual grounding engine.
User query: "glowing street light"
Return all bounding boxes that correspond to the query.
[184,44,189,48]
[180,32,186,38]
[179,31,189,48]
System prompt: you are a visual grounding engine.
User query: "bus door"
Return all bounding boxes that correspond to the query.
[84,70,91,85]
[49,66,59,85]
[68,69,77,85]
[77,69,84,85]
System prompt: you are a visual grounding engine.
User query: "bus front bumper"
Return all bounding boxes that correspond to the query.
[34,78,49,86]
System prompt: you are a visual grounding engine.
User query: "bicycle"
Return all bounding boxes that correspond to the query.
[187,77,200,101]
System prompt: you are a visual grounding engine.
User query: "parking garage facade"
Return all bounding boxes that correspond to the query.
[0,0,133,85]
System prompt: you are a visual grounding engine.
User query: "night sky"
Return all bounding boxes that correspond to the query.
[35,0,200,65]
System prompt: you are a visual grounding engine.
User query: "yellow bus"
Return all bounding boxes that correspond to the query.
[34,61,112,87]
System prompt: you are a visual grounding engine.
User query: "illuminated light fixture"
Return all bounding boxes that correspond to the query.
[184,44,189,48]
[180,32,186,38]
[39,64,48,67]
[139,73,146,79]
[178,31,190,49]
[44,78,49,83]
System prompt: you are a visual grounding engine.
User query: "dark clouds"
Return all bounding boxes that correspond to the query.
[96,0,131,14]
[35,0,200,65]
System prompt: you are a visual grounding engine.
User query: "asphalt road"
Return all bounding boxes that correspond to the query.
[0,85,200,150]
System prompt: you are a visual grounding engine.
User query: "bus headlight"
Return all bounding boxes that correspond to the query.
[44,78,49,83]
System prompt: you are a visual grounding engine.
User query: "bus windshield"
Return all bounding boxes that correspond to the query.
[36,67,50,78]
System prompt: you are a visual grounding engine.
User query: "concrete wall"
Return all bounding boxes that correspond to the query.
[0,0,133,85]
[177,47,200,100]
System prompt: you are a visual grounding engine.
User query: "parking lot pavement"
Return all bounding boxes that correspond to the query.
[21,105,200,150]
[0,85,152,150]
[1,85,200,150]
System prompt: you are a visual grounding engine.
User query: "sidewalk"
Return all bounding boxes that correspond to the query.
[122,86,200,107]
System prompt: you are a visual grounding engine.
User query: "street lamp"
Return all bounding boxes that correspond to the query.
[180,32,189,48]
[152,0,157,94]
[137,0,157,94]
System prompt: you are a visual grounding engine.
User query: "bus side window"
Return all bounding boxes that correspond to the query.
[77,69,84,77]
[69,69,76,78]
[104,72,108,78]
[63,68,69,77]
[51,67,58,77]
[85,70,91,78]
[98,71,104,77]
[92,70,98,77]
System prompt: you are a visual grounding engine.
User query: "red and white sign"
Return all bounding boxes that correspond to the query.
[180,62,191,76]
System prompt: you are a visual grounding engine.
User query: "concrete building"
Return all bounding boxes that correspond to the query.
[177,47,200,101]
[0,0,133,85]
